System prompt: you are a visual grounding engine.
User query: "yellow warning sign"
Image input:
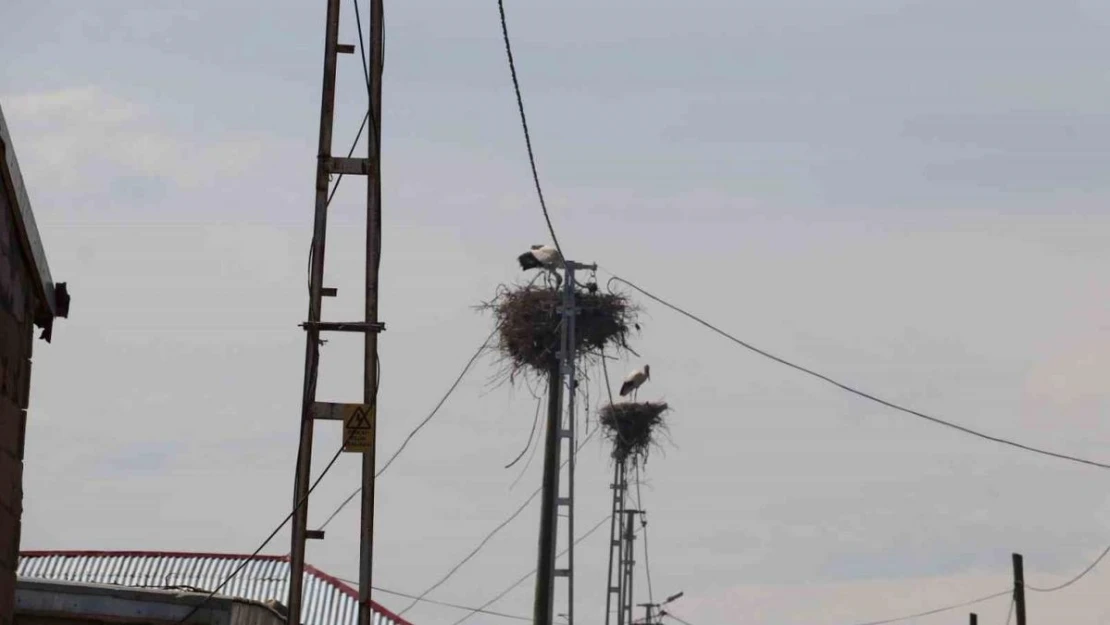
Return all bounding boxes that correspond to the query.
[342,405,376,453]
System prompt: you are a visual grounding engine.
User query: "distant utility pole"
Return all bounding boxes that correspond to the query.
[287,2,384,625]
[534,261,595,625]
[604,460,631,625]
[969,613,977,625]
[1012,553,1026,625]
[639,591,683,625]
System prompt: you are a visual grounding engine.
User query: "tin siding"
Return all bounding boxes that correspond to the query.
[15,554,411,625]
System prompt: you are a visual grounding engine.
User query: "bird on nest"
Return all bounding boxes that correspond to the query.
[619,364,650,401]
[518,244,563,285]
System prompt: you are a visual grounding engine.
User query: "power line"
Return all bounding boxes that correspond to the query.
[448,514,612,625]
[496,0,566,263]
[1005,598,1015,625]
[505,391,544,469]
[510,403,545,490]
[315,328,498,531]
[604,272,1110,472]
[1025,542,1110,592]
[843,590,1011,625]
[177,430,356,624]
[396,484,540,615]
[661,611,695,625]
[335,578,530,621]
[398,420,602,615]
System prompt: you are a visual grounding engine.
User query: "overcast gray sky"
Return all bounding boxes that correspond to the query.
[4,1,1110,623]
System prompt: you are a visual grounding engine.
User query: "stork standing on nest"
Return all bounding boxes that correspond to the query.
[619,364,650,401]
[517,244,563,286]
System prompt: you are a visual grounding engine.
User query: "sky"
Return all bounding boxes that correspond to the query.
[3,0,1110,623]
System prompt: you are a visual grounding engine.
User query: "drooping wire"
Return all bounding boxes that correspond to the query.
[604,272,1110,472]
[1025,542,1110,592]
[510,408,545,490]
[336,579,529,621]
[447,514,612,625]
[1005,598,1015,625]
[397,420,602,616]
[496,0,567,265]
[317,274,547,529]
[315,328,498,531]
[842,590,1011,625]
[177,426,358,624]
[505,391,544,468]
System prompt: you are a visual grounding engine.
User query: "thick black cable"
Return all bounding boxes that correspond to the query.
[335,579,529,621]
[605,273,1110,471]
[1025,542,1110,592]
[447,514,612,625]
[496,0,566,264]
[398,421,602,615]
[177,428,356,624]
[315,328,498,531]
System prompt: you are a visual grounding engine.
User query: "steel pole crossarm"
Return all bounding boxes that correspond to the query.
[324,156,375,175]
[300,320,386,333]
[561,260,597,273]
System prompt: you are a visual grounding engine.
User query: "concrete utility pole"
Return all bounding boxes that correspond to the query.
[359,3,385,625]
[287,2,384,625]
[1012,553,1026,625]
[534,261,595,625]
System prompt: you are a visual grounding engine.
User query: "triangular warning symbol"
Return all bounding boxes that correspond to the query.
[348,407,373,429]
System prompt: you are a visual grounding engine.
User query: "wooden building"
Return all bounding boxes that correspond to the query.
[0,101,70,625]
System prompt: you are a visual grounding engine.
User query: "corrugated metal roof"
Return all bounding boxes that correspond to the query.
[17,551,413,625]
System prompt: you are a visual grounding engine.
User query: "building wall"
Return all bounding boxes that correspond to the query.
[0,164,36,625]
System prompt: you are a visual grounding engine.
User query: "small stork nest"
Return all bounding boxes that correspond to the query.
[483,284,637,379]
[599,401,669,464]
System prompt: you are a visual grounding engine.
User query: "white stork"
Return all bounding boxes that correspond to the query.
[619,364,650,401]
[517,244,563,285]
[518,244,562,270]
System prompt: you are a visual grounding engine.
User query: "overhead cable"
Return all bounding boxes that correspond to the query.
[604,272,1110,471]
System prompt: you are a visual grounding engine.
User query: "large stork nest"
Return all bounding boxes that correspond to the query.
[599,401,669,464]
[483,284,637,379]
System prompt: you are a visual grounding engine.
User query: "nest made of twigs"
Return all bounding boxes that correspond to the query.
[483,284,637,378]
[599,401,669,464]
